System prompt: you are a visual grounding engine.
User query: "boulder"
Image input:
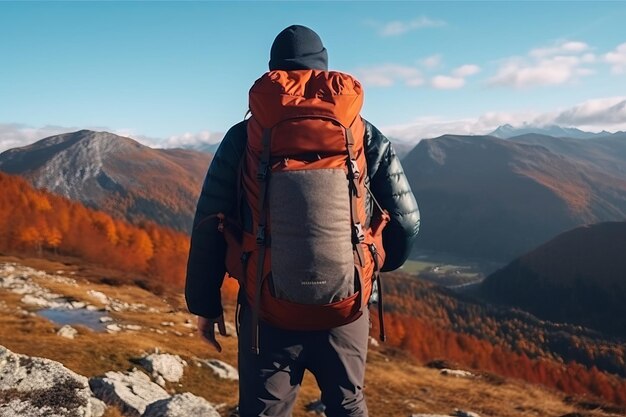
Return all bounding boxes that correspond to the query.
[440,369,474,378]
[56,325,78,339]
[106,324,122,333]
[454,411,481,417]
[139,353,187,383]
[201,359,239,381]
[87,290,109,305]
[89,369,169,417]
[0,345,105,417]
[410,415,452,417]
[142,392,220,417]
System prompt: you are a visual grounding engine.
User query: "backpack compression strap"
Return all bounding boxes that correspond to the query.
[345,127,366,268]
[251,127,272,355]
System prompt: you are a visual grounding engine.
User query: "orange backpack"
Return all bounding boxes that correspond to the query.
[219,70,389,353]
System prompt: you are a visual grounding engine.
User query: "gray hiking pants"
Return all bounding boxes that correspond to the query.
[237,304,370,417]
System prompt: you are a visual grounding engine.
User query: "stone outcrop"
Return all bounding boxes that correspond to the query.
[142,393,221,417]
[440,369,474,378]
[57,325,78,339]
[200,359,239,381]
[0,345,105,417]
[89,369,169,417]
[139,353,187,384]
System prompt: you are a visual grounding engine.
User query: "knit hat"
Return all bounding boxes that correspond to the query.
[269,25,328,71]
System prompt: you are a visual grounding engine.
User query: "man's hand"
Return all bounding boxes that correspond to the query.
[198,315,227,352]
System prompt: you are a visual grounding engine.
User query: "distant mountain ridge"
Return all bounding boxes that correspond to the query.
[0,130,212,232]
[480,221,626,337]
[403,133,626,261]
[489,124,617,139]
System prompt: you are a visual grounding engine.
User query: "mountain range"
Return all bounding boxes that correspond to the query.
[403,133,626,261]
[480,221,626,338]
[0,130,212,232]
[2,129,625,265]
[488,124,618,140]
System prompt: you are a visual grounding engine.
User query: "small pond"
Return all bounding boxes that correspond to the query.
[38,308,110,332]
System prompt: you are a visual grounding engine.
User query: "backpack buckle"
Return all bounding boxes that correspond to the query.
[257,162,269,181]
[350,159,360,180]
[353,223,365,243]
[256,225,266,246]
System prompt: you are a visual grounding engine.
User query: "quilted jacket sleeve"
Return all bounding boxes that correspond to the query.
[185,121,247,319]
[364,119,420,271]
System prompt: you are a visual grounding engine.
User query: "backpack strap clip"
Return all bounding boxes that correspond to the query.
[350,159,361,180]
[256,162,269,181]
[353,222,365,243]
[256,225,266,246]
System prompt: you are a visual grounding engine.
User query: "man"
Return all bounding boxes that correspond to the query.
[186,25,419,417]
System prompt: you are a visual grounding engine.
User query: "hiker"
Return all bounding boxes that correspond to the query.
[185,25,419,417]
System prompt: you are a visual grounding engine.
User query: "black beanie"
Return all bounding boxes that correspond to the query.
[269,25,328,71]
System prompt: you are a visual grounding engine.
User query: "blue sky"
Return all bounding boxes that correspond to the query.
[1,1,625,150]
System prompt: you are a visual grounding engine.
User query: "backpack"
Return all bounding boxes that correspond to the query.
[218,69,389,353]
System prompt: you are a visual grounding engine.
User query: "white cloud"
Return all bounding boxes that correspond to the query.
[489,40,595,88]
[160,131,224,149]
[420,54,442,69]
[605,42,626,74]
[529,41,589,58]
[553,96,626,127]
[430,64,480,90]
[431,75,465,90]
[381,96,626,143]
[452,64,481,77]
[366,16,446,37]
[0,123,224,153]
[355,64,424,87]
[0,123,78,153]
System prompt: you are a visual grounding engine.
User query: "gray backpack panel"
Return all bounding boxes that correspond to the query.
[269,168,355,304]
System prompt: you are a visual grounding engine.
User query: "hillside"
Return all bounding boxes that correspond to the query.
[480,222,626,338]
[0,130,212,232]
[403,134,626,261]
[1,257,625,417]
[0,171,192,291]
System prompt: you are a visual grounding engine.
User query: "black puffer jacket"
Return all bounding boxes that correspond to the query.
[185,119,420,319]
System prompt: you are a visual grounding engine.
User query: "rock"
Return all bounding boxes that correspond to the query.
[410,415,452,417]
[306,399,326,414]
[70,301,86,309]
[86,305,99,311]
[454,411,481,417]
[89,369,169,417]
[155,375,166,387]
[106,324,122,333]
[57,325,78,339]
[369,336,380,348]
[161,321,175,327]
[202,359,239,381]
[139,353,187,383]
[125,324,142,331]
[0,345,105,417]
[21,294,50,308]
[142,392,220,417]
[87,290,109,305]
[99,316,113,323]
[440,369,474,378]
